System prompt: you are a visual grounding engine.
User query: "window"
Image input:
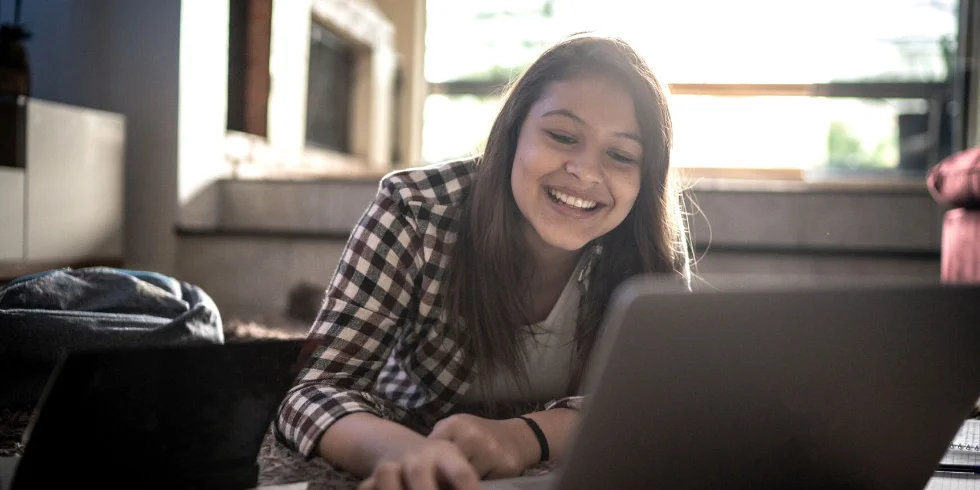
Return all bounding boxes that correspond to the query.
[226,0,272,137]
[423,0,964,174]
[227,0,248,133]
[305,20,355,153]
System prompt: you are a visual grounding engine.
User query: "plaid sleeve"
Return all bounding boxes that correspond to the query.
[276,178,423,459]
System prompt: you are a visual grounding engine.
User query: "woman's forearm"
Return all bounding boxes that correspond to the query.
[317,412,428,477]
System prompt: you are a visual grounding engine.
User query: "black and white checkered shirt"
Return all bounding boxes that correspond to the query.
[275,157,587,458]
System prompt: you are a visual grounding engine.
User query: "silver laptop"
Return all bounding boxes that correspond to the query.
[485,275,980,489]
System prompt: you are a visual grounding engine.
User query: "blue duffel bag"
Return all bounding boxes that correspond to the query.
[0,267,224,407]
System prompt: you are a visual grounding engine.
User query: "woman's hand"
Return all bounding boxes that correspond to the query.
[427,414,539,480]
[356,438,481,490]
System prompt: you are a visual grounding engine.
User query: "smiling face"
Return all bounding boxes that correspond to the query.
[511,74,643,258]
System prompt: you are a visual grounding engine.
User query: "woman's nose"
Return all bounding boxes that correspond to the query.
[564,151,603,184]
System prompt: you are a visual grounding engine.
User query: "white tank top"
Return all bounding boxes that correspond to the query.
[458,256,584,405]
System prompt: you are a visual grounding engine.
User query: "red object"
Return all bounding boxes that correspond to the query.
[929,149,980,283]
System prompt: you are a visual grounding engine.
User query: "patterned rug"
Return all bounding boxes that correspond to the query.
[257,428,362,490]
[0,407,28,457]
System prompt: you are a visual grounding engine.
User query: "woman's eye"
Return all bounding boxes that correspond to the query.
[609,151,636,164]
[547,132,577,145]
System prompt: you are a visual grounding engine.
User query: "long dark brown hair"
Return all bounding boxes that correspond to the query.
[442,34,692,401]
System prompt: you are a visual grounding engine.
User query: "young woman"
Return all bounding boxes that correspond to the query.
[275,34,692,490]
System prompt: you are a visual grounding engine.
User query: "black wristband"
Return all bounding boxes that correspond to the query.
[517,416,549,462]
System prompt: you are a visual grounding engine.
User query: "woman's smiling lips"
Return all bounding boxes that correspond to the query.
[544,185,607,218]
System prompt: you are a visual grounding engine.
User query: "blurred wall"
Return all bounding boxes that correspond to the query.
[21,1,231,274]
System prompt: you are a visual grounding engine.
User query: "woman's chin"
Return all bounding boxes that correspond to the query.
[539,235,592,254]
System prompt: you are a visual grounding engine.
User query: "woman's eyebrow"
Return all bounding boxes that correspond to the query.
[542,108,586,125]
[615,132,642,144]
[542,109,642,145]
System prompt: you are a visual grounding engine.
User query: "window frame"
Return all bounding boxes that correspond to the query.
[423,0,977,180]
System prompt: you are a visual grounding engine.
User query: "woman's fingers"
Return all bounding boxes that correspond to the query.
[362,441,478,490]
[436,454,482,490]
[403,454,440,490]
[375,461,404,490]
[427,413,528,481]
[482,454,523,481]
[430,415,491,477]
[454,438,494,479]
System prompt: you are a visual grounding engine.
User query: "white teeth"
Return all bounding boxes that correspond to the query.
[548,189,598,210]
